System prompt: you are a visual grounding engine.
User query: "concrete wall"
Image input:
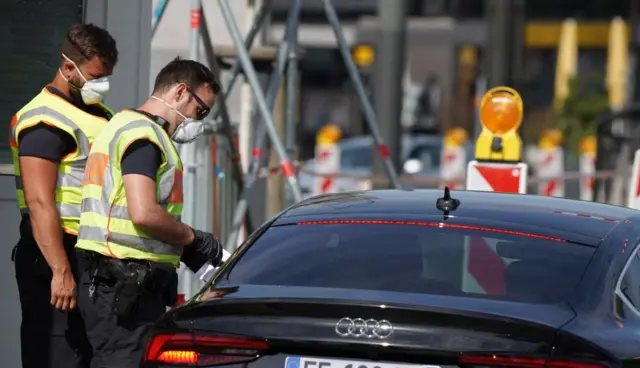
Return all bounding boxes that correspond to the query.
[85,0,152,110]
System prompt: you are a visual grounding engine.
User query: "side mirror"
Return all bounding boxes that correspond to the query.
[403,158,423,174]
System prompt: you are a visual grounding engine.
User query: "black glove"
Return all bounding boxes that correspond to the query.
[180,228,223,273]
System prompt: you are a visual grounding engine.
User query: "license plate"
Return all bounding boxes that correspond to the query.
[285,356,440,368]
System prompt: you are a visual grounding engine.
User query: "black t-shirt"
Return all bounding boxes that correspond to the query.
[121,139,162,179]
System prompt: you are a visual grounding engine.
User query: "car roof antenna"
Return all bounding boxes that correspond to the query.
[436,186,460,221]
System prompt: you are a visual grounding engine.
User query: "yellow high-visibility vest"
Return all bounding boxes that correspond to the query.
[76,109,184,265]
[11,88,110,235]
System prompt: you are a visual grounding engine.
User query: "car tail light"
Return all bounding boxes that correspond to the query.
[173,294,186,307]
[460,355,606,368]
[144,332,270,366]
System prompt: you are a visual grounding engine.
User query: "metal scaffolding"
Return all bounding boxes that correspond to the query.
[152,0,402,298]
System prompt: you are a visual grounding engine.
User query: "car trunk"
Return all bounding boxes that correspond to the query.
[145,286,579,368]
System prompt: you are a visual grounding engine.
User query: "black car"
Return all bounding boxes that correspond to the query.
[142,189,640,368]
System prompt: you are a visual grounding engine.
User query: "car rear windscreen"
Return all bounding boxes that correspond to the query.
[225,221,595,304]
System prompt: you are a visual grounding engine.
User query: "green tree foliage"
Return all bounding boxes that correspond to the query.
[554,75,610,154]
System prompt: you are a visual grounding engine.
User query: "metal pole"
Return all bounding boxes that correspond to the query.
[371,0,406,188]
[210,0,272,120]
[192,8,214,236]
[267,83,287,216]
[283,14,299,208]
[183,0,201,228]
[151,0,170,40]
[510,0,525,91]
[178,0,202,301]
[485,0,510,87]
[225,0,301,250]
[322,0,402,189]
[200,11,255,234]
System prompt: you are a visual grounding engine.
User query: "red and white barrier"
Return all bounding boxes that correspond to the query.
[465,160,528,194]
[579,151,596,201]
[313,143,341,195]
[627,149,640,209]
[440,145,467,189]
[536,147,564,197]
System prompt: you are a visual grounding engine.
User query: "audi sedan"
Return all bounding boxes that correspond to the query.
[142,189,640,368]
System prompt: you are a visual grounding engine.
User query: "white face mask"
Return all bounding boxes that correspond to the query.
[60,53,110,105]
[150,95,204,144]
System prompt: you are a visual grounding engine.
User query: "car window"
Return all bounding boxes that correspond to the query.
[618,245,640,311]
[407,144,442,171]
[225,222,595,304]
[340,146,372,169]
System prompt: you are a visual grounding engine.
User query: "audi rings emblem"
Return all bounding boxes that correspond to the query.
[335,317,394,339]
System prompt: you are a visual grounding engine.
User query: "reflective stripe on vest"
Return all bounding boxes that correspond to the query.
[11,90,109,235]
[76,115,184,263]
[15,160,86,217]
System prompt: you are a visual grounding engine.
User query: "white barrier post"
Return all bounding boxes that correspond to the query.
[536,129,564,197]
[579,136,596,201]
[312,125,342,196]
[440,127,468,189]
[627,149,640,209]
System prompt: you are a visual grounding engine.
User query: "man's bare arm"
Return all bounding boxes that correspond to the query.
[123,173,194,246]
[20,157,70,272]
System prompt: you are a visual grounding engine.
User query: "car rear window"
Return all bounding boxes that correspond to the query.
[225,221,595,304]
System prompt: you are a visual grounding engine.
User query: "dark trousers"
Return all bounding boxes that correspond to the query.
[13,235,93,368]
[76,249,170,368]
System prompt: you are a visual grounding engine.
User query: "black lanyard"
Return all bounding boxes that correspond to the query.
[130,109,170,133]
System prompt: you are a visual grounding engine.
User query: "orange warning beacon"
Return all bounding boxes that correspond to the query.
[475,86,524,162]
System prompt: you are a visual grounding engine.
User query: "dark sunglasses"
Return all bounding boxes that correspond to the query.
[186,86,210,120]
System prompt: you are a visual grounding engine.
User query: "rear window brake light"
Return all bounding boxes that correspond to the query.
[296,220,566,242]
[144,332,270,366]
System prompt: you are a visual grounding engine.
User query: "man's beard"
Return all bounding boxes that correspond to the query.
[68,77,85,105]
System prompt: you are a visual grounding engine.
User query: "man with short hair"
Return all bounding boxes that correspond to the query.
[75,57,224,367]
[11,23,118,368]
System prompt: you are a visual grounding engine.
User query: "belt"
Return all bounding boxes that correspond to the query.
[81,249,175,291]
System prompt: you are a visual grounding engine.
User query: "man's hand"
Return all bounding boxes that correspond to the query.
[181,229,223,272]
[192,229,223,265]
[50,270,77,311]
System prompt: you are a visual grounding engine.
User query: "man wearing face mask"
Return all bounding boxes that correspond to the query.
[74,57,224,367]
[10,24,118,368]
